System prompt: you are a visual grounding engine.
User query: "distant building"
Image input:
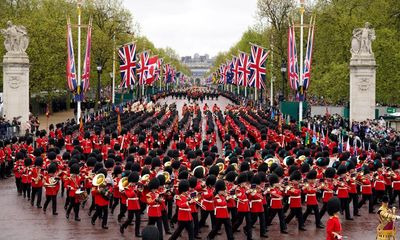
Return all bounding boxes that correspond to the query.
[181,53,215,80]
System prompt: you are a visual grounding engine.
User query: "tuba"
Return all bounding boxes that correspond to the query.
[265,158,280,168]
[216,162,225,174]
[92,173,106,187]
[139,174,150,186]
[118,177,129,192]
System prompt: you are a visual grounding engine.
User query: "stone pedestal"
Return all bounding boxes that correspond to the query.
[349,56,376,122]
[3,52,30,130]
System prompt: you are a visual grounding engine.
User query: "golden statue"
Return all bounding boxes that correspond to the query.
[376,196,400,240]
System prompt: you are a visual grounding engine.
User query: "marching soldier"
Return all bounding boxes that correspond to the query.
[43,162,59,215]
[66,163,83,221]
[303,169,324,228]
[285,170,306,231]
[146,178,164,240]
[232,172,252,240]
[120,171,142,237]
[30,157,44,208]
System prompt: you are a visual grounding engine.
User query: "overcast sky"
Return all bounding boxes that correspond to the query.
[122,0,258,58]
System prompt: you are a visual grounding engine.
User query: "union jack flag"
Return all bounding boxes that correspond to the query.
[219,64,227,84]
[288,24,299,91]
[137,51,149,86]
[226,61,234,84]
[164,64,172,83]
[118,43,137,88]
[238,52,250,87]
[302,17,315,93]
[249,45,269,89]
[81,19,92,93]
[145,55,159,85]
[66,19,77,92]
[231,56,240,86]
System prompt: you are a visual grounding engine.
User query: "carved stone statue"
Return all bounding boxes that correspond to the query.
[0,21,29,54]
[351,22,376,57]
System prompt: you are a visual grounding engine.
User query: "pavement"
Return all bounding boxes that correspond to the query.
[0,96,381,240]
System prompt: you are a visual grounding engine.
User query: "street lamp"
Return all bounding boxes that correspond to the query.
[280,61,287,102]
[96,64,102,110]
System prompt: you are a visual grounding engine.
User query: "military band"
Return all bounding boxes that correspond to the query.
[4,90,400,240]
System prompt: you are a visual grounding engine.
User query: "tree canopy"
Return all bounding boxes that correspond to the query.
[0,0,189,102]
[210,0,400,105]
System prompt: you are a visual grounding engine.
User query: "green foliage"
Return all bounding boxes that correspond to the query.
[0,0,188,101]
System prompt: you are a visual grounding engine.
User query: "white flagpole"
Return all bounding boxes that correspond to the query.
[299,0,305,122]
[112,33,116,104]
[76,0,82,122]
[270,36,274,107]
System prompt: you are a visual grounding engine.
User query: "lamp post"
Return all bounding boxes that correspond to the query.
[280,61,287,101]
[96,64,102,110]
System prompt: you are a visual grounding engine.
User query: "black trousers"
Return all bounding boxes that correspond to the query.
[64,196,71,209]
[390,190,400,208]
[15,177,22,194]
[118,203,127,221]
[43,195,57,213]
[148,217,163,240]
[386,185,393,201]
[31,187,42,207]
[167,198,173,219]
[232,211,252,240]
[349,193,359,215]
[251,212,267,236]
[22,183,31,199]
[92,205,108,227]
[0,162,5,178]
[88,195,96,214]
[374,190,385,204]
[199,210,215,228]
[121,210,141,235]
[319,202,328,219]
[111,197,120,213]
[339,198,351,219]
[66,198,80,219]
[285,207,304,229]
[358,194,374,213]
[192,212,199,236]
[162,210,171,232]
[169,221,194,240]
[207,218,234,240]
[303,205,322,226]
[267,208,287,231]
[228,207,237,223]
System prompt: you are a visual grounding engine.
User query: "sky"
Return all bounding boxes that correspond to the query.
[122,0,258,58]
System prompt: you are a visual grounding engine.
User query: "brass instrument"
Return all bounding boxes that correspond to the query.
[216,162,225,174]
[118,177,129,192]
[157,171,171,183]
[33,168,43,184]
[44,176,59,187]
[92,173,106,187]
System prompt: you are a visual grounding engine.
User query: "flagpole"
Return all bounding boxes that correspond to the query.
[299,0,305,122]
[76,0,82,122]
[112,33,116,104]
[270,36,274,107]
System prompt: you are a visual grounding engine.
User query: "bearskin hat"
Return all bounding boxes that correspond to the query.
[178,179,190,193]
[34,157,43,167]
[215,179,226,192]
[306,169,317,180]
[237,172,248,184]
[206,174,217,187]
[324,167,336,178]
[327,197,341,216]
[70,163,80,175]
[128,171,140,183]
[148,178,160,190]
[290,170,302,181]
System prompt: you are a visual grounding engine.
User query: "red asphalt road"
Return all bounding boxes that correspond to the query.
[1,97,381,240]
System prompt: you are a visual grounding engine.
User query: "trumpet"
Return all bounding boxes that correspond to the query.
[118,177,129,192]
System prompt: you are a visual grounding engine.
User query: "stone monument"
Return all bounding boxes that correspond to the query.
[1,21,30,130]
[349,22,376,123]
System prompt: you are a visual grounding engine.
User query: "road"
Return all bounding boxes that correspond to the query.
[0,96,380,240]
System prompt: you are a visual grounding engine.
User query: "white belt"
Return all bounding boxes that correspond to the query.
[128,198,138,200]
[180,208,191,211]
[202,199,213,203]
[392,181,400,188]
[214,206,227,215]
[149,204,160,207]
[305,194,316,203]
[288,196,300,204]
[250,199,262,208]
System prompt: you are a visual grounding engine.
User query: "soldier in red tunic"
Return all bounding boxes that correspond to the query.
[169,179,194,240]
[326,197,343,240]
[335,165,352,220]
[91,168,112,229]
[146,177,164,240]
[199,174,216,229]
[303,169,324,228]
[13,151,24,195]
[120,171,142,237]
[232,172,253,240]
[248,173,268,238]
[285,170,306,231]
[43,162,59,215]
[206,179,234,240]
[319,167,336,219]
[21,157,32,200]
[265,173,288,233]
[30,157,44,208]
[66,163,83,221]
[358,166,375,213]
